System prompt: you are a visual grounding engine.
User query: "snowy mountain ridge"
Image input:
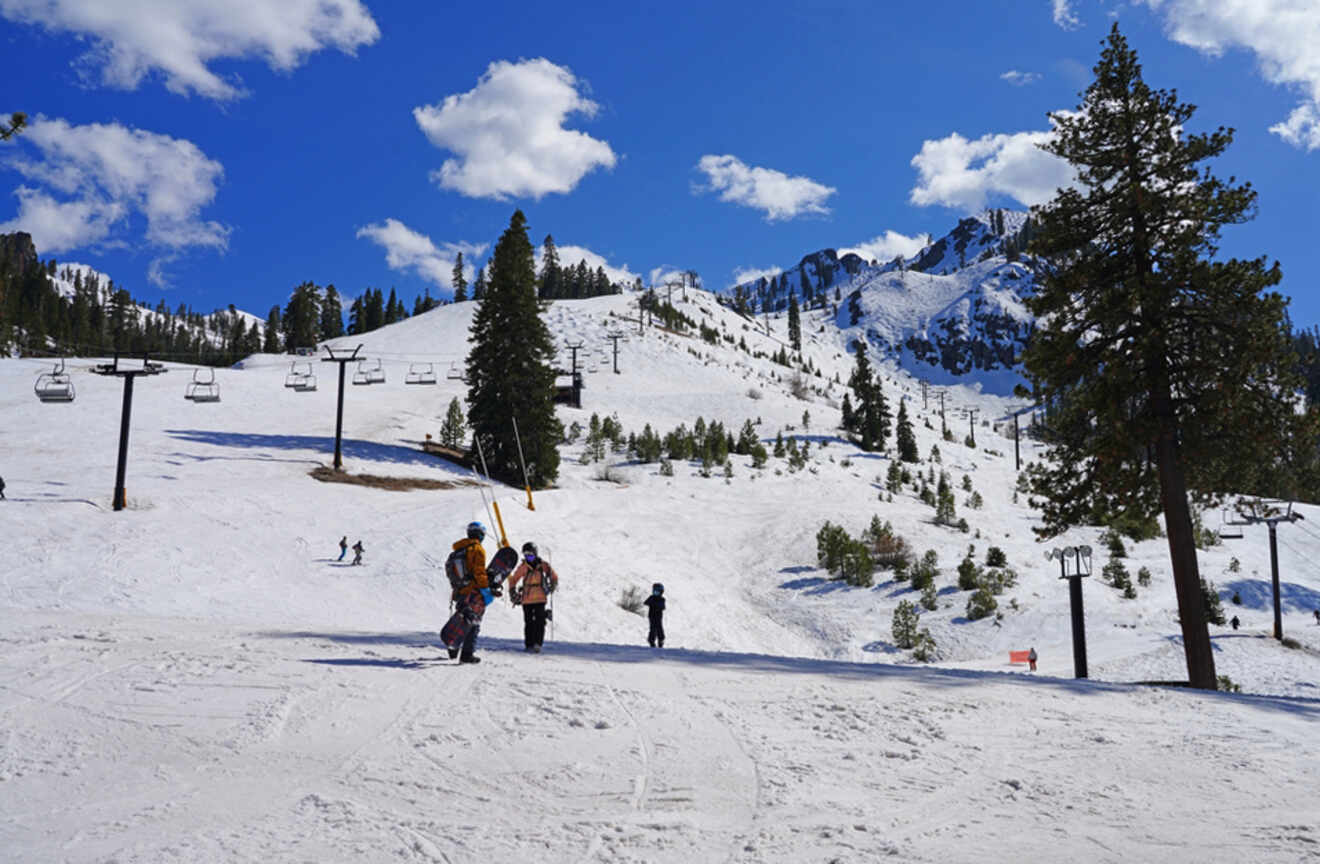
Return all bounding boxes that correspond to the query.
[728,210,1038,394]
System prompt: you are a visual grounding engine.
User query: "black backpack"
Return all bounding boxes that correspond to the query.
[445,547,471,590]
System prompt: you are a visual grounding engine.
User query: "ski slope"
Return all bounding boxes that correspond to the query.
[3,293,1319,862]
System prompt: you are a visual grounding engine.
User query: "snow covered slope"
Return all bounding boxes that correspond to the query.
[3,293,1319,862]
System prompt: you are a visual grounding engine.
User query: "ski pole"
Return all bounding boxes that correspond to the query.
[511,416,535,511]
[474,435,509,548]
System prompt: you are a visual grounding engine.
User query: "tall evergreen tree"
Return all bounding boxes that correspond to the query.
[539,235,561,299]
[263,305,283,353]
[320,284,344,339]
[1020,25,1317,689]
[847,342,890,451]
[896,397,919,463]
[282,281,321,349]
[472,266,486,301]
[787,289,801,351]
[452,252,468,302]
[466,211,561,488]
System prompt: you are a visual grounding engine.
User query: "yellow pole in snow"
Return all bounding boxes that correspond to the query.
[474,435,510,549]
[512,417,535,511]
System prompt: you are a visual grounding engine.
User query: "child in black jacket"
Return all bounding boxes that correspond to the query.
[643,583,665,648]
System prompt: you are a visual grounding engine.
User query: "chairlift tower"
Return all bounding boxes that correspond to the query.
[1228,500,1303,640]
[321,344,363,471]
[606,332,625,374]
[91,353,167,511]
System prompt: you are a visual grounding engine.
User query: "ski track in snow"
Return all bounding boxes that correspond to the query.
[4,292,1320,862]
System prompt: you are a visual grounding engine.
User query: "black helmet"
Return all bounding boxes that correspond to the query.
[466,521,486,540]
[652,582,664,595]
[521,541,537,558]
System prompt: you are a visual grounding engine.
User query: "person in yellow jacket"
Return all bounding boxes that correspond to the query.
[507,541,558,653]
[450,521,497,663]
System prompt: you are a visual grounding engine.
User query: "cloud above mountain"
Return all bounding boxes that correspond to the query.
[909,127,1075,211]
[0,114,228,261]
[356,218,484,291]
[414,58,617,200]
[0,0,379,101]
[694,155,835,221]
[839,230,931,264]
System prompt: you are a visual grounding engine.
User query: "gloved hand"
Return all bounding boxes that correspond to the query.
[490,585,503,597]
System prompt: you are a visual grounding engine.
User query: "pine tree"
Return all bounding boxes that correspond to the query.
[472,266,486,301]
[466,211,561,487]
[452,252,468,302]
[896,398,919,462]
[538,235,561,299]
[263,305,283,353]
[787,290,801,351]
[1020,25,1318,689]
[320,284,344,339]
[440,396,467,448]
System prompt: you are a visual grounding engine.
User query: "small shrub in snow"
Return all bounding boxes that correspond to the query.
[961,474,972,492]
[929,445,941,463]
[866,517,912,573]
[964,434,976,449]
[967,491,983,509]
[1136,566,1152,587]
[840,541,874,588]
[910,549,939,590]
[659,458,674,477]
[747,387,762,400]
[1216,675,1241,693]
[750,444,768,469]
[1103,529,1127,559]
[892,600,919,649]
[594,462,625,484]
[565,421,582,444]
[921,581,939,610]
[956,517,970,533]
[966,584,998,621]
[957,556,982,591]
[816,521,851,574]
[985,546,1008,568]
[1102,559,1132,593]
[1201,579,1227,625]
[912,628,937,662]
[1228,557,1240,573]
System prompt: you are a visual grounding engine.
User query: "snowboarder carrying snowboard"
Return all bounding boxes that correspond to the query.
[338,536,348,561]
[644,583,665,648]
[508,541,558,653]
[351,540,364,566]
[446,522,499,663]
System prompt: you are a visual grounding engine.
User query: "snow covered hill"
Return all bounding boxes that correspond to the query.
[729,210,1038,394]
[3,292,1319,862]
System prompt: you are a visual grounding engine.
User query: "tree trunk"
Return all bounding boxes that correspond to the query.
[1152,391,1218,689]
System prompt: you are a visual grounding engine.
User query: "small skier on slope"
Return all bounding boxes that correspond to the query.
[507,541,558,653]
[351,540,364,566]
[644,583,666,648]
[1028,647,1038,672]
[338,536,348,561]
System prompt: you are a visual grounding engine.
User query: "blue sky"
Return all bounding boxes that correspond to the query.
[4,0,1320,328]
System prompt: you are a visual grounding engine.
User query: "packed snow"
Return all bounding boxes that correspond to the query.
[3,292,1319,862]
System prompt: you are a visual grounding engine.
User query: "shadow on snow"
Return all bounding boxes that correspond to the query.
[256,628,1320,719]
[164,429,472,475]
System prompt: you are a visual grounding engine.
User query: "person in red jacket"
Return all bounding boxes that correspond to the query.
[507,541,558,653]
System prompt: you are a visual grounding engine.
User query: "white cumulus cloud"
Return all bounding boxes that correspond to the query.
[1134,0,1320,151]
[539,243,639,288]
[413,58,617,200]
[355,218,485,292]
[0,114,228,257]
[838,231,931,265]
[909,126,1076,212]
[694,154,836,221]
[1052,0,1082,29]
[729,266,782,289]
[0,0,379,101]
[1001,70,1042,86]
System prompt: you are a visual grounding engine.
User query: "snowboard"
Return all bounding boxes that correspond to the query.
[440,546,519,651]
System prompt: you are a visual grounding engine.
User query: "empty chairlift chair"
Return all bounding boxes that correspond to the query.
[185,367,221,403]
[284,362,305,389]
[365,358,386,384]
[287,361,317,392]
[405,362,436,385]
[446,361,465,381]
[352,360,371,386]
[34,359,75,403]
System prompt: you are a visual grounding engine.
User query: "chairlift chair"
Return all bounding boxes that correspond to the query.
[406,362,436,385]
[446,361,464,381]
[185,367,221,403]
[1219,508,1247,541]
[352,360,371,385]
[284,362,305,389]
[365,358,386,384]
[293,371,317,392]
[34,358,75,403]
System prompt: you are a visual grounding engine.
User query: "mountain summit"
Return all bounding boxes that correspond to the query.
[727,210,1040,394]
